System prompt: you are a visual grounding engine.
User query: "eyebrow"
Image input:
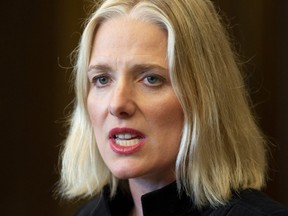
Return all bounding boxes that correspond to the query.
[131,64,167,73]
[87,63,168,74]
[87,64,112,74]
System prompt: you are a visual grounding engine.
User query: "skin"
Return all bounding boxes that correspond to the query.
[87,16,184,216]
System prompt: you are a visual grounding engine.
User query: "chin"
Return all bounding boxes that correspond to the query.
[104,155,145,179]
[108,164,141,180]
[111,167,155,181]
[111,170,139,180]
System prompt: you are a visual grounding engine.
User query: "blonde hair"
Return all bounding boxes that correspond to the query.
[60,0,267,208]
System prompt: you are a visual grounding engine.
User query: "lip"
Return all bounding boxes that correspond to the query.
[108,127,146,155]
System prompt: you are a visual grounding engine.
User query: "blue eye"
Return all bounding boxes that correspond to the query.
[92,75,111,87]
[146,76,159,84]
[98,76,109,84]
[143,75,164,86]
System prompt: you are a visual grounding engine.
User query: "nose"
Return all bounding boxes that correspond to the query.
[108,80,136,119]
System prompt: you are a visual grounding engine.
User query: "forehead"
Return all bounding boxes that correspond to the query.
[89,16,168,68]
[92,16,167,54]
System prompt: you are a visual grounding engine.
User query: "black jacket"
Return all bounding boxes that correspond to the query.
[75,182,288,216]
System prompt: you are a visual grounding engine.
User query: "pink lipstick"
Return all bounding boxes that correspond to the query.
[108,128,145,155]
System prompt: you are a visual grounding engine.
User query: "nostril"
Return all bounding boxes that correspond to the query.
[108,106,131,118]
[118,111,131,118]
[108,97,136,118]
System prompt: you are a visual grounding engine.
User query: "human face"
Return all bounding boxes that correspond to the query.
[87,17,183,183]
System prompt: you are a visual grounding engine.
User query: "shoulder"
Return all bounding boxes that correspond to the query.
[73,185,133,216]
[216,189,288,216]
[74,195,109,216]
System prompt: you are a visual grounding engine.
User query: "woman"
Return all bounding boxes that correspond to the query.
[59,0,288,215]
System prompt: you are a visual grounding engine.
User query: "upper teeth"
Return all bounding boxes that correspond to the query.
[115,133,136,140]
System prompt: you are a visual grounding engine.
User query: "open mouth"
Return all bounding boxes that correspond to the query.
[109,128,145,154]
[113,133,143,146]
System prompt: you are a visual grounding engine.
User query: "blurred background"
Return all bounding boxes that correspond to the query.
[1,0,287,215]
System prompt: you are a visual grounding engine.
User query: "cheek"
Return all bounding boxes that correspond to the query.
[152,98,183,127]
[87,95,96,123]
[147,96,184,143]
[87,97,105,151]
[87,93,106,123]
[87,93,110,146]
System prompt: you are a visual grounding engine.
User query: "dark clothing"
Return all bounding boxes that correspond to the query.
[75,182,288,216]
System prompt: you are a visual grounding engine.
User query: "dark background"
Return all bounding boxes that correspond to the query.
[1,0,287,215]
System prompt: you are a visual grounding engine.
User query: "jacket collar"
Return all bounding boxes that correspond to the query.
[103,181,198,216]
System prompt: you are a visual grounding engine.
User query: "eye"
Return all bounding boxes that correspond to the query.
[142,75,164,87]
[91,75,111,87]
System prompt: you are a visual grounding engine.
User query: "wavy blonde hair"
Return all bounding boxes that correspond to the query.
[60,0,267,207]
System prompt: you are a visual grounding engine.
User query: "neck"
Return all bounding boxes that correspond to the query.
[128,177,176,216]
